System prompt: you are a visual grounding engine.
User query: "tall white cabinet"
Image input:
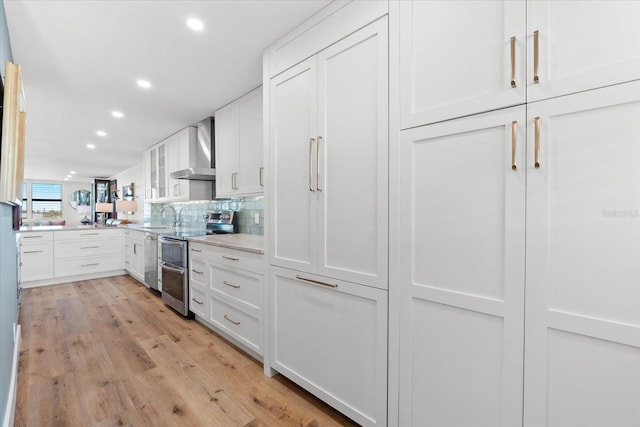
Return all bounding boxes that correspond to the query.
[395,1,640,426]
[265,3,388,426]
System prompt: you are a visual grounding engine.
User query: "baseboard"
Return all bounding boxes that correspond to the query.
[21,270,127,288]
[2,323,20,427]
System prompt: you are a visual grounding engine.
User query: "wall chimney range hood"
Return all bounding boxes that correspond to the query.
[170,117,216,181]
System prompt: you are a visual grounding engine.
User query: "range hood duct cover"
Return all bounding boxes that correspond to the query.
[170,117,216,181]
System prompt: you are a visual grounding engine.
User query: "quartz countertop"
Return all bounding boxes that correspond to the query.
[18,225,109,232]
[187,233,264,254]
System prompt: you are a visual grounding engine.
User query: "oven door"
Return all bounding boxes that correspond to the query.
[160,262,188,316]
[160,237,186,268]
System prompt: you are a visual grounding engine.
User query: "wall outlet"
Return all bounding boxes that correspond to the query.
[254,213,260,225]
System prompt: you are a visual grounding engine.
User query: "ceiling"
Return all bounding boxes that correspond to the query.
[3,0,331,182]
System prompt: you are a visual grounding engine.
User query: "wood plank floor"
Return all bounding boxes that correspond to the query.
[15,275,360,427]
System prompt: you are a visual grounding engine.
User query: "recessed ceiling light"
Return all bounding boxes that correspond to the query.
[96,130,107,137]
[86,144,96,149]
[186,18,204,31]
[66,175,72,178]
[70,171,76,174]
[111,111,124,118]
[137,79,152,89]
[64,178,69,181]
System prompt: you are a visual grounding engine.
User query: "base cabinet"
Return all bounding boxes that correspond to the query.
[270,266,387,427]
[123,229,145,284]
[53,229,122,278]
[19,232,53,282]
[189,242,264,358]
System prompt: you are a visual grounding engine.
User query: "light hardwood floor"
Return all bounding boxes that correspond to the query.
[15,275,359,426]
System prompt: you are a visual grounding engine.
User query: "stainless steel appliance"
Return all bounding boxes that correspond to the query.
[170,117,216,181]
[160,210,235,317]
[143,232,158,290]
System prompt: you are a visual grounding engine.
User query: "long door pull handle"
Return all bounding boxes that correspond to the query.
[316,136,322,191]
[259,167,264,187]
[533,30,540,83]
[308,138,315,192]
[295,275,338,288]
[510,36,516,88]
[534,116,541,168]
[511,121,517,170]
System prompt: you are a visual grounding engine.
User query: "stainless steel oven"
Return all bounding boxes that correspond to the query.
[160,237,190,317]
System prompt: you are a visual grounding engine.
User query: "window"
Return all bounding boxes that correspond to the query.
[23,182,63,220]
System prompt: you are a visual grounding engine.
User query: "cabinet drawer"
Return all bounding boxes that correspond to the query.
[189,286,208,318]
[210,264,262,312]
[20,242,53,282]
[54,238,122,259]
[189,257,209,289]
[190,243,263,274]
[208,296,261,354]
[20,232,53,242]
[54,253,122,278]
[54,228,121,241]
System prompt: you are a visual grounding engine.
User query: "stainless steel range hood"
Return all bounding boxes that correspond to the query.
[170,117,216,181]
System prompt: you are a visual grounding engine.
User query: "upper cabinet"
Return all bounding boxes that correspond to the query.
[215,86,264,198]
[400,0,640,129]
[144,127,212,203]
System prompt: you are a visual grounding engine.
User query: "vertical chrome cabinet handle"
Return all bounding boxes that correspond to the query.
[510,36,516,88]
[511,121,517,170]
[259,167,264,187]
[308,138,315,192]
[533,30,540,83]
[316,136,322,191]
[534,116,541,168]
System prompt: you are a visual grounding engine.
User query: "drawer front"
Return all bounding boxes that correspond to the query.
[54,228,122,241]
[190,243,264,274]
[189,257,210,290]
[189,286,208,318]
[21,243,53,282]
[208,296,262,354]
[54,238,122,259]
[210,264,262,312]
[20,232,53,242]
[54,253,122,278]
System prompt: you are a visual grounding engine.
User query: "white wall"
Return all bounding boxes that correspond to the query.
[110,162,144,224]
[62,181,92,225]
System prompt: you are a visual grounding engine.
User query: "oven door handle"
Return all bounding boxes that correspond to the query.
[160,262,185,274]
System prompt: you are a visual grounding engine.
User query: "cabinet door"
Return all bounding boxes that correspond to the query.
[165,133,181,199]
[237,87,264,195]
[21,243,53,282]
[271,266,387,427]
[268,57,318,272]
[215,103,239,198]
[143,149,153,200]
[316,17,388,289]
[527,1,640,103]
[524,82,640,427]
[400,0,526,129]
[399,106,526,426]
[157,143,167,199]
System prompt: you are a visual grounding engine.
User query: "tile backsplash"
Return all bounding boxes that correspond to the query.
[144,196,264,235]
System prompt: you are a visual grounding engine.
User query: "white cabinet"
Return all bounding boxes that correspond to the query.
[271,266,388,427]
[269,18,388,290]
[123,229,145,283]
[144,142,167,201]
[188,242,264,358]
[399,0,526,129]
[215,87,264,197]
[53,229,122,278]
[400,0,640,129]
[144,127,211,203]
[398,106,527,426]
[397,82,640,426]
[527,0,640,103]
[523,81,640,427]
[19,232,53,282]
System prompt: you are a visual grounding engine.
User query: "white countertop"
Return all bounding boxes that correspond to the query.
[19,225,108,232]
[187,233,264,254]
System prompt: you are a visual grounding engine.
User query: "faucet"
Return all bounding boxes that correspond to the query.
[160,205,178,229]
